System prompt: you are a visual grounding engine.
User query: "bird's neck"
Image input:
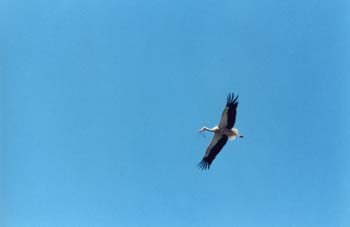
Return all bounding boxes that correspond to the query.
[205,126,217,132]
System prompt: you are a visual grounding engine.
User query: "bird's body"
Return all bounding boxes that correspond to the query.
[198,93,243,170]
[199,126,239,140]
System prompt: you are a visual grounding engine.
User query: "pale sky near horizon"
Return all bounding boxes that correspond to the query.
[1,0,349,226]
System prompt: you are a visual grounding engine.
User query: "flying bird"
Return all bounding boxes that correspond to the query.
[198,93,243,170]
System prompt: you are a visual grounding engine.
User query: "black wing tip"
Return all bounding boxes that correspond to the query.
[227,92,239,105]
[198,159,211,170]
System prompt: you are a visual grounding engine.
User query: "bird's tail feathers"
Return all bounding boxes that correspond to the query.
[228,135,237,141]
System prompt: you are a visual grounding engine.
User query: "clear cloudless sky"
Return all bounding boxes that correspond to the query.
[1,0,349,226]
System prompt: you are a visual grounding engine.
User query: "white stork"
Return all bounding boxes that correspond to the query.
[198,93,243,170]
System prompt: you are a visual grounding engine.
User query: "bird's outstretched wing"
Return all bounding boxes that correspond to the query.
[198,134,228,170]
[218,93,239,129]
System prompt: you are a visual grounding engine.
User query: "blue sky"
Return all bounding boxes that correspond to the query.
[1,0,349,226]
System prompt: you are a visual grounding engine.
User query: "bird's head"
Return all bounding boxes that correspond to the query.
[198,127,207,133]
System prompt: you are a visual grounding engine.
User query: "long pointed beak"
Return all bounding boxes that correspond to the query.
[198,128,205,133]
